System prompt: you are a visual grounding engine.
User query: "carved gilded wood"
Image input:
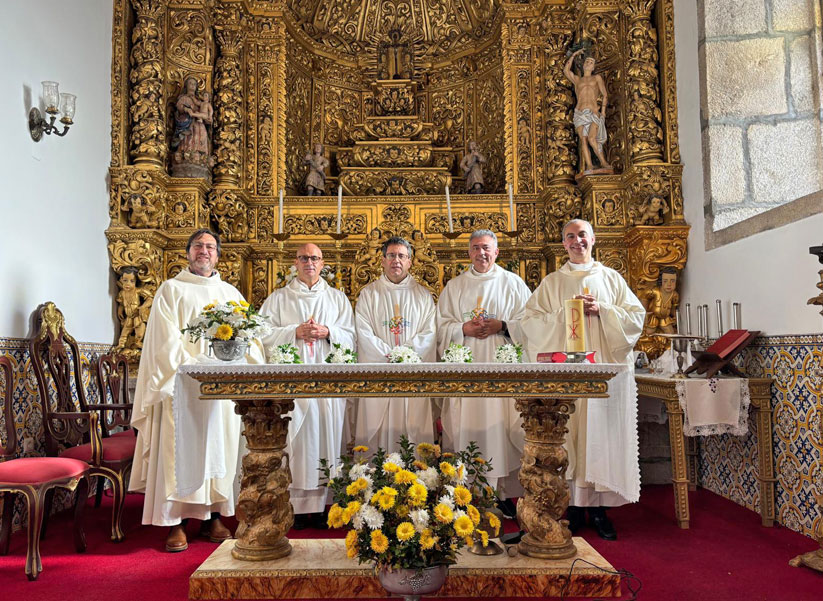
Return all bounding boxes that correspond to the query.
[107,0,686,362]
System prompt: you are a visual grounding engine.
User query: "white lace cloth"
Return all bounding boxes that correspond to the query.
[637,373,750,436]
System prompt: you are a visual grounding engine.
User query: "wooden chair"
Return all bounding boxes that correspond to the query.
[0,355,90,580]
[28,302,135,542]
[92,353,135,508]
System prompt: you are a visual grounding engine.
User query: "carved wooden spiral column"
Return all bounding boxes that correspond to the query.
[129,0,167,168]
[515,397,576,559]
[232,398,296,561]
[622,0,664,164]
[213,20,244,187]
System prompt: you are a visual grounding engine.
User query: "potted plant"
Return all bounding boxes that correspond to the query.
[181,300,272,361]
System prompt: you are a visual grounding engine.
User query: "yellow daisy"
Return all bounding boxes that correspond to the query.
[345,529,358,549]
[239,300,250,307]
[454,515,474,537]
[419,528,437,550]
[383,461,401,473]
[327,504,344,529]
[466,504,481,525]
[376,488,397,510]
[396,522,415,542]
[342,500,361,524]
[473,457,487,465]
[407,483,427,506]
[486,512,501,536]
[394,469,417,485]
[457,464,465,481]
[433,503,454,524]
[413,460,428,470]
[396,504,410,518]
[370,530,389,553]
[346,478,367,496]
[439,462,456,478]
[346,545,358,559]
[233,306,245,314]
[214,324,234,340]
[478,529,489,547]
[203,302,216,311]
[453,485,472,507]
[353,445,369,453]
[227,300,238,306]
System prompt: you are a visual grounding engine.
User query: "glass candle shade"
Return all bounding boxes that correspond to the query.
[59,93,76,124]
[42,81,60,114]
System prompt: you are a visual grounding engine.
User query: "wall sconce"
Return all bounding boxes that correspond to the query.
[29,81,76,142]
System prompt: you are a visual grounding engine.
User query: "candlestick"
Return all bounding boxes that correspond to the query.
[564,298,586,353]
[703,304,710,338]
[445,185,453,233]
[508,183,516,231]
[676,309,681,333]
[733,302,742,329]
[336,185,342,234]
[278,189,284,234]
[716,299,724,337]
[685,303,692,335]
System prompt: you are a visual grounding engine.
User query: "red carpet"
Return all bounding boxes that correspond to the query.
[1,485,820,600]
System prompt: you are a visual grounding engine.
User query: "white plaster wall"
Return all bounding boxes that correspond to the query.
[0,1,115,342]
[675,0,823,336]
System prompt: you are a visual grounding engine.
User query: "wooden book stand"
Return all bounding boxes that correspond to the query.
[684,329,760,379]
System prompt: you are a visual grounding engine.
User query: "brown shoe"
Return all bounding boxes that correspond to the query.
[165,524,188,552]
[201,517,232,543]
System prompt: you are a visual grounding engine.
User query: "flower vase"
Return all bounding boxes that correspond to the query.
[377,565,448,601]
[211,339,248,361]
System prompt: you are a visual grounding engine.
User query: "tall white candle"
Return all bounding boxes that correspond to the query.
[508,183,516,231]
[337,185,342,234]
[445,185,453,233]
[278,189,284,234]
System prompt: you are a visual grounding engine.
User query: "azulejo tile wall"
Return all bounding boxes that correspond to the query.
[0,336,112,533]
[699,334,823,538]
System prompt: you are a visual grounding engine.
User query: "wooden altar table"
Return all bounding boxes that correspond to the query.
[635,375,775,529]
[180,362,624,563]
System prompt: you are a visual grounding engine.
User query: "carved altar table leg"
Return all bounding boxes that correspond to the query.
[232,398,295,561]
[664,398,690,529]
[515,397,576,559]
[686,436,699,491]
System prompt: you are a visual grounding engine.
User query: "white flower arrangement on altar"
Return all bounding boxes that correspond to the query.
[494,343,523,364]
[181,300,272,343]
[267,343,302,364]
[386,345,422,364]
[440,342,473,363]
[325,343,358,364]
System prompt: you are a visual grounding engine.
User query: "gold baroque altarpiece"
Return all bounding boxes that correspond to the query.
[107,0,688,364]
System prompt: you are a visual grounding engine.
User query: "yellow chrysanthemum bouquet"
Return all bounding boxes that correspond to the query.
[181,299,272,343]
[320,436,500,570]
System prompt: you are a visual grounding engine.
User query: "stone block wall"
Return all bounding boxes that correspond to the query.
[698,0,823,230]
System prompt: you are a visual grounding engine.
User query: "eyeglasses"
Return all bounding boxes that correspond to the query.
[191,242,217,252]
[385,252,410,261]
[297,255,323,263]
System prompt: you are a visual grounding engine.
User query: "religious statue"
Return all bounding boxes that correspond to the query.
[115,267,153,350]
[171,76,214,179]
[303,143,329,195]
[564,46,613,176]
[636,193,668,225]
[125,193,160,228]
[378,29,412,80]
[410,229,439,291]
[600,198,621,226]
[460,140,486,194]
[642,266,679,337]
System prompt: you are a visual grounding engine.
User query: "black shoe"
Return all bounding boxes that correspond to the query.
[565,506,586,534]
[496,498,517,520]
[292,513,312,530]
[588,507,617,540]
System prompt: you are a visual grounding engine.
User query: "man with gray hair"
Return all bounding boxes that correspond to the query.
[522,219,645,540]
[436,230,531,499]
[354,236,437,452]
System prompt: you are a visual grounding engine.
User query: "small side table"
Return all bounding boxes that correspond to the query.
[635,375,775,529]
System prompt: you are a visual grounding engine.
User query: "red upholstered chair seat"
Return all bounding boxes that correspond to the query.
[59,435,136,463]
[109,430,135,438]
[0,457,88,485]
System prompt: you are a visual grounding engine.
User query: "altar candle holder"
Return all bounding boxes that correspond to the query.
[328,232,349,290]
[442,230,463,249]
[272,232,290,285]
[501,229,520,275]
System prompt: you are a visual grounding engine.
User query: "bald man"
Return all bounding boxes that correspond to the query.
[260,243,355,527]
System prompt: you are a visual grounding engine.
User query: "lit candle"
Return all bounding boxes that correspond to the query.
[445,185,453,233]
[278,189,284,234]
[508,183,516,231]
[564,298,586,353]
[337,185,342,234]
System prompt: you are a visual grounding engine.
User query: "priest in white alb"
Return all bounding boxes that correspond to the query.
[436,229,531,498]
[521,219,645,540]
[354,236,437,452]
[129,229,265,552]
[259,243,355,527]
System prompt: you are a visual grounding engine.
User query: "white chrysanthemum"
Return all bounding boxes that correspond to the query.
[453,508,467,521]
[349,464,369,480]
[206,323,220,338]
[416,467,439,489]
[455,461,468,485]
[494,343,523,363]
[410,508,430,533]
[351,512,364,530]
[438,494,455,510]
[363,486,375,503]
[360,504,384,530]
[386,452,404,468]
[441,342,473,363]
[444,484,455,495]
[386,345,422,363]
